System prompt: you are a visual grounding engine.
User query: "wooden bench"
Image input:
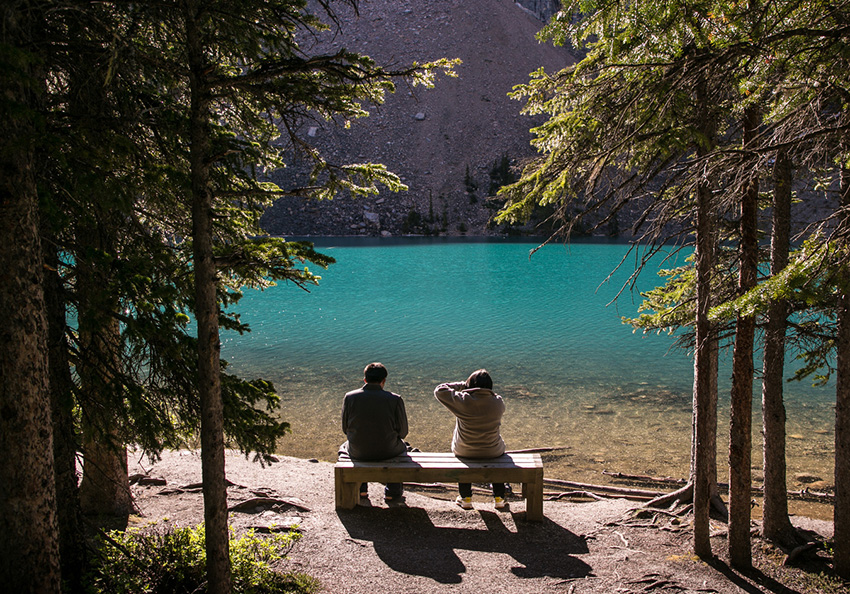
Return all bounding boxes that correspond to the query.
[334,452,544,521]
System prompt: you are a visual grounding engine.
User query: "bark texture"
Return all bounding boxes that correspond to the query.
[691,80,718,560]
[728,108,759,569]
[761,149,796,546]
[79,422,131,519]
[0,7,62,589]
[693,178,716,559]
[76,231,132,519]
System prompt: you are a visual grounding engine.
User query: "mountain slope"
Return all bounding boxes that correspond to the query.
[261,0,574,237]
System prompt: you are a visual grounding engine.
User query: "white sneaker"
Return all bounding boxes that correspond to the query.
[455,496,473,510]
[494,497,508,510]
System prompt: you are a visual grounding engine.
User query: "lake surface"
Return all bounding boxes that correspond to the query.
[222,237,835,514]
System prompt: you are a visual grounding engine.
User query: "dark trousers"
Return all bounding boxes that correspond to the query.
[459,482,505,498]
[359,483,403,497]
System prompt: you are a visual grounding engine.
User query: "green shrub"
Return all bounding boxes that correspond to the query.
[87,524,318,594]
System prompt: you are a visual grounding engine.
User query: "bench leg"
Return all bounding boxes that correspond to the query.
[334,469,359,509]
[524,472,544,521]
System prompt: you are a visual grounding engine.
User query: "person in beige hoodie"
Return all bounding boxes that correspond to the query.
[434,369,508,510]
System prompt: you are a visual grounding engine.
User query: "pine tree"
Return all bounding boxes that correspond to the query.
[0,4,62,591]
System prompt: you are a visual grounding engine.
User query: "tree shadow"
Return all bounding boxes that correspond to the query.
[338,505,592,584]
[706,557,804,594]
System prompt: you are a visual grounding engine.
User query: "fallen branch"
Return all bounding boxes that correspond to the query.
[607,471,834,504]
[603,470,687,488]
[405,482,451,490]
[786,488,834,504]
[506,447,570,454]
[405,482,500,496]
[546,490,607,501]
[410,473,834,507]
[545,478,665,499]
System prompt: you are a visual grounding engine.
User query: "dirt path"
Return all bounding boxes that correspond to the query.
[128,450,836,594]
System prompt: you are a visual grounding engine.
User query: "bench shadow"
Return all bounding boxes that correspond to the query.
[338,505,592,584]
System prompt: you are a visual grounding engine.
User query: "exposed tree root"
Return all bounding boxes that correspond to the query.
[645,483,693,509]
[644,482,728,522]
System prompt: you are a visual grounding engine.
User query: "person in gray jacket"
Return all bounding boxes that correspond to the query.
[434,369,508,510]
[340,362,408,501]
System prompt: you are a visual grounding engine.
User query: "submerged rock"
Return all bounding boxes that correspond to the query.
[794,473,823,484]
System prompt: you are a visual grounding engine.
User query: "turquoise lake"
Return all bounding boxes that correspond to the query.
[221,238,835,505]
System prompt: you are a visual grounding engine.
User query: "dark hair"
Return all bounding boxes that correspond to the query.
[465,369,493,390]
[364,362,388,383]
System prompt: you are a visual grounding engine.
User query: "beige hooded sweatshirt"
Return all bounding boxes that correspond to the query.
[434,381,506,458]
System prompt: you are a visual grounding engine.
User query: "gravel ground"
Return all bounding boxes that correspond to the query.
[128,449,839,594]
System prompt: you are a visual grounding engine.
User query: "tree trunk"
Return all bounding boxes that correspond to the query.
[692,79,718,560]
[708,334,723,513]
[836,273,850,579]
[678,334,723,516]
[0,7,62,589]
[44,247,86,592]
[728,107,759,569]
[79,419,131,520]
[761,149,796,546]
[69,8,134,523]
[186,3,232,592]
[693,178,717,559]
[76,232,132,520]
[834,163,850,579]
[75,355,131,517]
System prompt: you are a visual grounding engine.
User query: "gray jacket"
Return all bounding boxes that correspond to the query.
[435,381,506,458]
[341,383,409,460]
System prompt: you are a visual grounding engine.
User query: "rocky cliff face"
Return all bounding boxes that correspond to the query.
[261,0,575,237]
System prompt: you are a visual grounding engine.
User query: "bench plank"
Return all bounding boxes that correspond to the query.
[334,452,544,521]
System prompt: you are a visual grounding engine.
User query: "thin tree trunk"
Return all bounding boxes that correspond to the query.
[186,3,232,592]
[692,79,718,560]
[836,276,850,579]
[728,107,760,569]
[761,149,796,546]
[44,246,86,592]
[834,163,850,578]
[0,6,62,588]
[693,178,717,559]
[708,333,724,514]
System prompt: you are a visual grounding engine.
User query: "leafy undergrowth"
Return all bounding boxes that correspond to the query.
[86,524,319,594]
